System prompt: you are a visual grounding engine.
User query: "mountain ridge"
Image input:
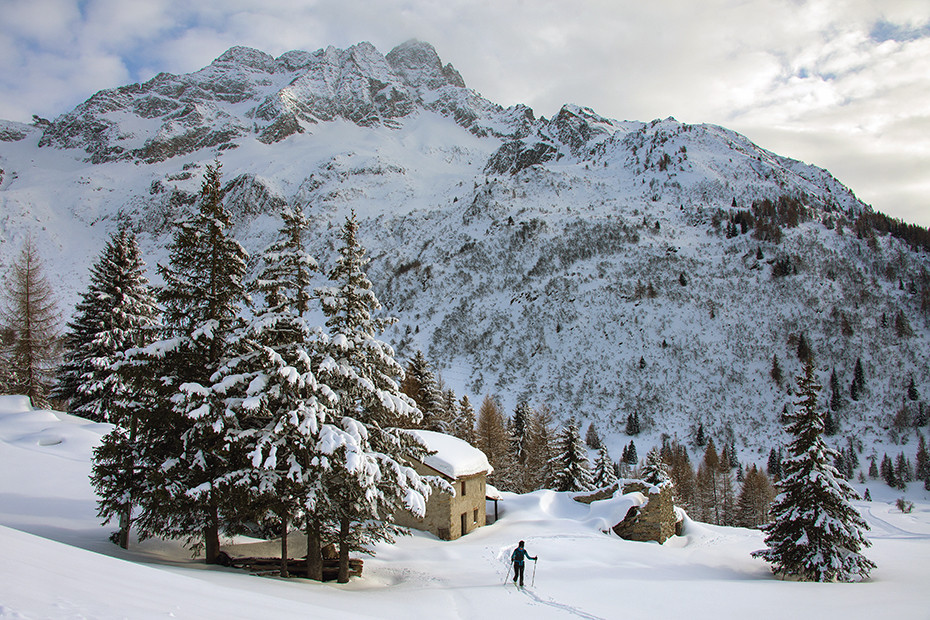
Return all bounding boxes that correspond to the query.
[1,40,927,464]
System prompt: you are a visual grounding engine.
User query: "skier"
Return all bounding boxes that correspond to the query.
[510,540,537,587]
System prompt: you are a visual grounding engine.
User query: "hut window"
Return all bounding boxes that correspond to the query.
[461,480,466,496]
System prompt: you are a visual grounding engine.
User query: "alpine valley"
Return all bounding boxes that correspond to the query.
[1,40,927,463]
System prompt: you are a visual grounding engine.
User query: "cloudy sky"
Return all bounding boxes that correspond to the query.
[1,0,928,225]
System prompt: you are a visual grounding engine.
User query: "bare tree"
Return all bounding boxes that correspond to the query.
[0,237,61,407]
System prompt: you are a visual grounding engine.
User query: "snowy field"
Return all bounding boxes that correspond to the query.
[1,395,928,619]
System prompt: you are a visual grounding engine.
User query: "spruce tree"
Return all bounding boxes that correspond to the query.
[0,237,60,408]
[550,417,594,492]
[585,422,602,449]
[135,161,249,563]
[315,212,434,582]
[401,350,444,431]
[213,205,343,578]
[74,230,160,549]
[592,445,618,488]
[454,394,476,445]
[55,230,159,421]
[752,360,875,582]
[641,447,670,486]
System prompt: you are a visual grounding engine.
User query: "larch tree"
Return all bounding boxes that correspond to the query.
[315,211,437,583]
[752,360,875,582]
[0,237,60,408]
[735,465,776,529]
[69,229,160,549]
[523,404,556,491]
[476,395,512,489]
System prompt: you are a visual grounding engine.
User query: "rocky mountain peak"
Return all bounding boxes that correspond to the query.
[211,46,278,73]
[386,39,466,89]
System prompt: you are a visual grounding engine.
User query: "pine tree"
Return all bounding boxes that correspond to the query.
[915,434,930,485]
[641,447,670,486]
[454,394,476,445]
[770,354,782,386]
[55,230,159,421]
[767,447,782,480]
[752,360,875,581]
[850,358,865,401]
[75,230,159,549]
[401,350,444,431]
[625,411,641,435]
[796,333,811,363]
[550,417,594,492]
[0,237,60,408]
[592,445,618,488]
[829,369,842,411]
[315,211,435,582]
[880,454,897,487]
[585,421,602,449]
[134,161,250,563]
[509,402,533,492]
[212,205,343,578]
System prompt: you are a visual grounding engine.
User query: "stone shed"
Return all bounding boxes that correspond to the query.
[394,430,493,541]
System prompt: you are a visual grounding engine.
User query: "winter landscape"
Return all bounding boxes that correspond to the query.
[2,394,930,619]
[2,10,930,619]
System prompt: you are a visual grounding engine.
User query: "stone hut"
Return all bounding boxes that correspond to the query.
[393,430,493,541]
[574,480,682,544]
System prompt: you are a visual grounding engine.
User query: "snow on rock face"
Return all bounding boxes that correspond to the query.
[406,429,492,479]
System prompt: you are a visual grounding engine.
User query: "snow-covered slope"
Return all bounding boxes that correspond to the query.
[1,397,930,619]
[0,40,928,463]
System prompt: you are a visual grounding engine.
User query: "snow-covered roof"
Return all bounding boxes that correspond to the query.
[485,483,502,500]
[407,429,492,479]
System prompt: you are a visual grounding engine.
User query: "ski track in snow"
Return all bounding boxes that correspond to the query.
[865,506,929,540]
[518,585,607,620]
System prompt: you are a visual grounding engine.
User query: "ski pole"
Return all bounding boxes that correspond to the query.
[504,562,512,584]
[531,558,537,586]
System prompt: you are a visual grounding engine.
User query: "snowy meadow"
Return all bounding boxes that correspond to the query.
[1,395,928,619]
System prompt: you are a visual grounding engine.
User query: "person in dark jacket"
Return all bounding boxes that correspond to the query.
[510,540,537,586]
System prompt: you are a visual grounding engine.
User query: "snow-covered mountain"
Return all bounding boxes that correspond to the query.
[1,40,927,462]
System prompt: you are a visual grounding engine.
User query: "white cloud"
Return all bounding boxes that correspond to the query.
[0,0,927,224]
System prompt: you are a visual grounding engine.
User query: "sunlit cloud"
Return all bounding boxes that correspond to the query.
[0,0,927,225]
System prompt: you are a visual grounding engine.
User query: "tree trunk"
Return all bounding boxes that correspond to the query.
[118,504,131,549]
[204,500,220,564]
[337,517,350,583]
[305,516,323,581]
[279,514,289,578]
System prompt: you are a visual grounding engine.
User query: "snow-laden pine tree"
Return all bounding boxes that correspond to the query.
[641,447,670,486]
[315,212,437,582]
[66,229,160,549]
[509,401,532,492]
[592,445,618,489]
[550,417,594,492]
[55,230,159,421]
[135,161,250,563]
[0,237,60,408]
[752,360,875,582]
[212,205,347,579]
[454,394,477,445]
